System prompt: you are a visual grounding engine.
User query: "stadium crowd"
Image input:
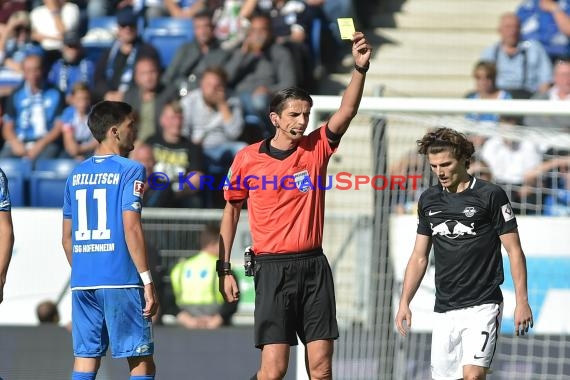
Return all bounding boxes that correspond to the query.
[0,0,375,209]
[3,1,564,216]
[392,2,570,217]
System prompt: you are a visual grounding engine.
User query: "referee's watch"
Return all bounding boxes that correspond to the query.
[216,260,232,276]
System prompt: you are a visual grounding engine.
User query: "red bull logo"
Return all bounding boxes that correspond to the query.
[431,220,476,239]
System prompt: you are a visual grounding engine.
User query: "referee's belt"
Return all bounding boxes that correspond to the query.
[254,247,323,262]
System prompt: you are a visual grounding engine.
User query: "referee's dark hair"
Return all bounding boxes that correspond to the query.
[417,127,475,169]
[269,87,313,115]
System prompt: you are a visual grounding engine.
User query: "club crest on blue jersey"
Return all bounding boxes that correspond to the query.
[294,170,311,192]
[462,207,476,217]
[133,180,144,197]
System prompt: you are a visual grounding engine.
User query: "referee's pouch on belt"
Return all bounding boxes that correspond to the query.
[244,246,255,277]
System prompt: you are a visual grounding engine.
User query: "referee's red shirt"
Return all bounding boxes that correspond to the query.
[224,125,337,254]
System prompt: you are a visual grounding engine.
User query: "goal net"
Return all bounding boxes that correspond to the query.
[313,101,570,380]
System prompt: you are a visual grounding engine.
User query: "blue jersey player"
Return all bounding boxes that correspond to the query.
[0,168,14,304]
[62,101,158,380]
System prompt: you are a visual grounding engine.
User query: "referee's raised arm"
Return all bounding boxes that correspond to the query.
[327,31,372,137]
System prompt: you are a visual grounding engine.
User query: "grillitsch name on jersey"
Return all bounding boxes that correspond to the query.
[71,173,120,186]
[73,243,115,253]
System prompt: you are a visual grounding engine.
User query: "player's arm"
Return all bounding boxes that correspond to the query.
[62,218,72,266]
[395,233,432,337]
[218,200,243,303]
[123,210,159,318]
[326,32,371,142]
[500,228,533,336]
[0,210,14,304]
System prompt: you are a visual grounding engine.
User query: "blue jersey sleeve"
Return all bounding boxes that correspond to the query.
[0,169,11,211]
[63,174,72,219]
[121,162,145,213]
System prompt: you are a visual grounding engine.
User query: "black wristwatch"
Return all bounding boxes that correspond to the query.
[354,62,369,74]
[216,260,232,276]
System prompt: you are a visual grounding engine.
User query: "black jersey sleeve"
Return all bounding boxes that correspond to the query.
[416,194,432,236]
[489,185,518,235]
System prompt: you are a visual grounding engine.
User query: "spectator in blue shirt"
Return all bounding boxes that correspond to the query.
[48,31,95,101]
[481,12,553,98]
[517,0,570,62]
[92,6,160,102]
[0,11,43,86]
[0,54,65,161]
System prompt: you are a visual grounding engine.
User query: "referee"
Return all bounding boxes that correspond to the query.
[218,32,372,380]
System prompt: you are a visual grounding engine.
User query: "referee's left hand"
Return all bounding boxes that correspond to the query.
[220,274,240,303]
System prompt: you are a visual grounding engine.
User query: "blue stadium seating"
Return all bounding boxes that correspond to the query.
[142,17,194,68]
[143,30,188,69]
[30,159,78,208]
[34,159,78,177]
[146,17,194,38]
[83,16,118,63]
[143,31,191,69]
[87,16,118,33]
[0,158,33,207]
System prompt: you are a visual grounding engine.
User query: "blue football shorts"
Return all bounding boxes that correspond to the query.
[72,287,154,358]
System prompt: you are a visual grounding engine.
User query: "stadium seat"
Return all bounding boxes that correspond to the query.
[29,159,78,208]
[0,158,33,207]
[82,16,118,60]
[143,31,190,69]
[87,16,118,34]
[0,158,33,178]
[34,159,78,177]
[146,17,194,39]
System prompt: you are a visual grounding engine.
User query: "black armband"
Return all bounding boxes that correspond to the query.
[326,126,343,142]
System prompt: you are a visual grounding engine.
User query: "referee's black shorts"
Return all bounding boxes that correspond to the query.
[253,247,339,348]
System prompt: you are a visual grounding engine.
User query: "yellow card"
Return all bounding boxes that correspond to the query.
[337,18,355,40]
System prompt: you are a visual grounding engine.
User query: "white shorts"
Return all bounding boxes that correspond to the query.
[431,303,503,380]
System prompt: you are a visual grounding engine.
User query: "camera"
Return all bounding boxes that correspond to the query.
[244,246,254,277]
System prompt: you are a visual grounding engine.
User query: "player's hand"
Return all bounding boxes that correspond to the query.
[514,302,533,336]
[351,32,372,69]
[395,304,412,337]
[142,283,159,318]
[0,283,4,304]
[219,274,240,303]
